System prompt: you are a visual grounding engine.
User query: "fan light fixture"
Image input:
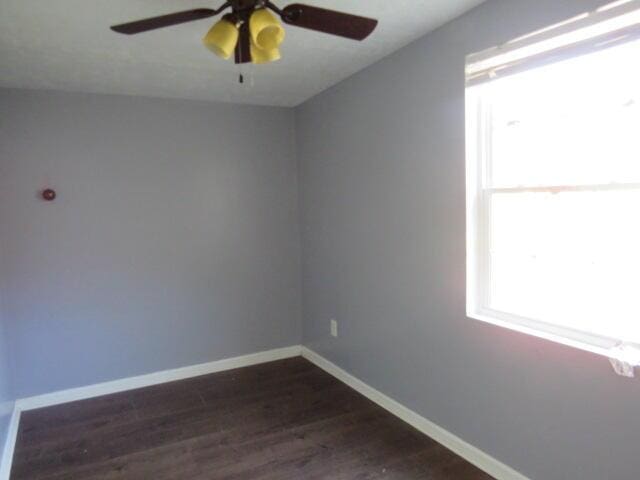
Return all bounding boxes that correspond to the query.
[111,1,378,67]
[204,9,285,64]
[249,9,285,51]
[203,16,239,59]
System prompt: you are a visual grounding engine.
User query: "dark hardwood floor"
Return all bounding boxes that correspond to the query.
[11,357,494,479]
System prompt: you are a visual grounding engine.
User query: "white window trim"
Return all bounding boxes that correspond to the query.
[465,86,640,369]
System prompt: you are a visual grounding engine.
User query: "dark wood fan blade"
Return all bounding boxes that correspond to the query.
[235,22,251,64]
[281,4,377,41]
[110,9,217,34]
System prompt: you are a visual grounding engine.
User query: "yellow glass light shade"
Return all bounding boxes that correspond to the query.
[250,38,281,64]
[249,9,285,51]
[203,19,239,59]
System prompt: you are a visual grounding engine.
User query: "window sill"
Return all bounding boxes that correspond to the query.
[467,307,640,376]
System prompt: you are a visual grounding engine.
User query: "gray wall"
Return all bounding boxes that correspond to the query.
[0,89,301,398]
[0,308,13,457]
[296,1,640,479]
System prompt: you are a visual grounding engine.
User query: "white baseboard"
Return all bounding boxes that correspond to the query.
[0,405,20,480]
[301,347,529,480]
[17,345,302,412]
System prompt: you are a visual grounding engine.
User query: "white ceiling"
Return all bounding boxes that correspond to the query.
[0,0,485,106]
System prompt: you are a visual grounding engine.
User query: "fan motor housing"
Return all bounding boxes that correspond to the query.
[230,0,263,12]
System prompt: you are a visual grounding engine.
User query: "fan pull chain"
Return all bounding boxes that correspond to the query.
[238,20,245,84]
[237,63,245,84]
[237,64,255,86]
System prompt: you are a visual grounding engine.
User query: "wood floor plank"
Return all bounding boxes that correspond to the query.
[11,357,493,479]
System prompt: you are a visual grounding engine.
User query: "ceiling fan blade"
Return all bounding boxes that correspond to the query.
[110,9,217,34]
[280,4,378,41]
[235,22,252,64]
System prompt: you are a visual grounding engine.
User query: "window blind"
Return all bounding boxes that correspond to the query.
[466,0,640,87]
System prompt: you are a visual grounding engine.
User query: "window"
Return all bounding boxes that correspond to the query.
[466,0,640,369]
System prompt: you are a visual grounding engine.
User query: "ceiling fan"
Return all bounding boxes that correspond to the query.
[110,1,378,66]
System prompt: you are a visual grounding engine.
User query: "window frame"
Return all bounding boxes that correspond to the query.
[465,82,640,363]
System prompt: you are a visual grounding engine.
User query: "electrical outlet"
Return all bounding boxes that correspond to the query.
[330,319,338,338]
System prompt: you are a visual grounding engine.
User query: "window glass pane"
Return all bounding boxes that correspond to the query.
[490,189,640,342]
[488,39,640,188]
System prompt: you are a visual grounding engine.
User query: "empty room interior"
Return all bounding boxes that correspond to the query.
[1,0,640,478]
